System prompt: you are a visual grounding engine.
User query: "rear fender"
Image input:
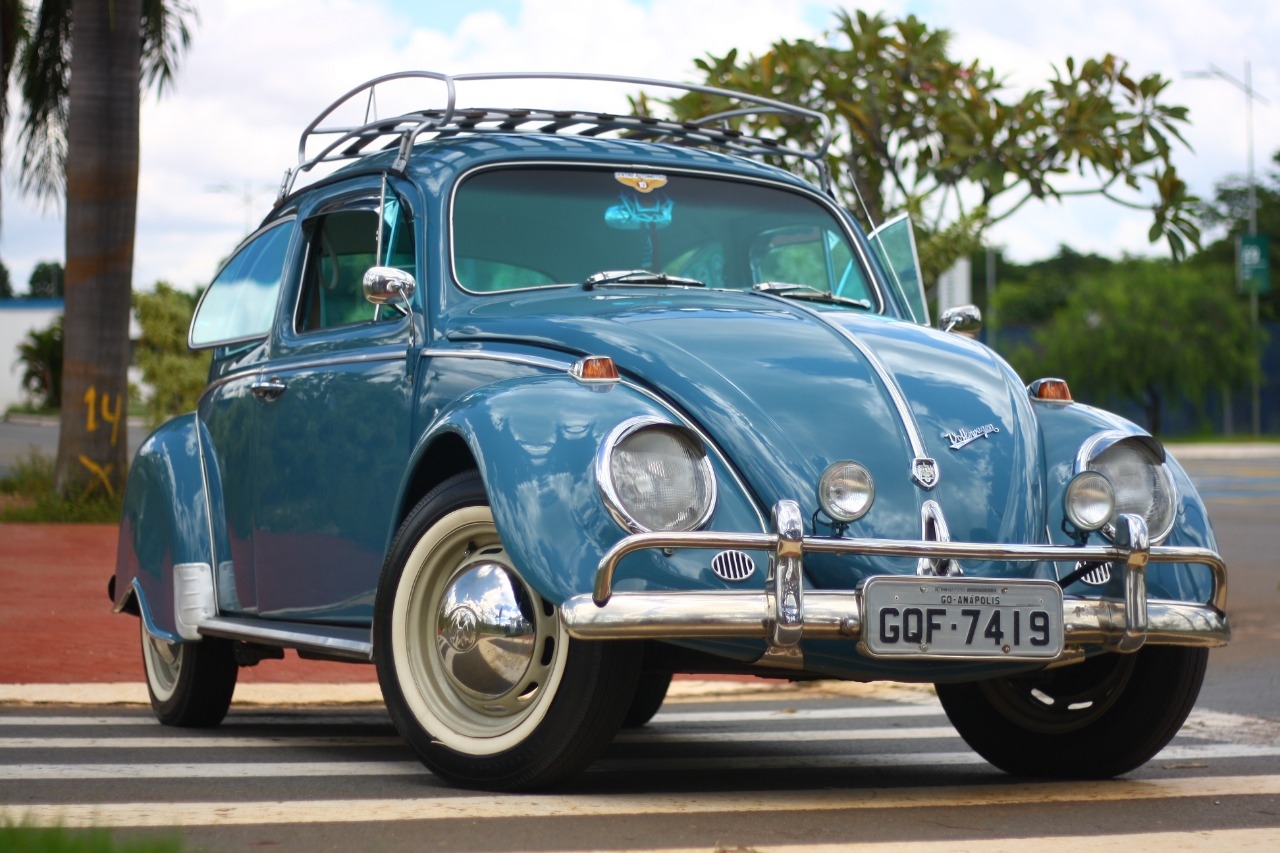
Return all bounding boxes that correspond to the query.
[114,414,221,639]
[407,374,762,604]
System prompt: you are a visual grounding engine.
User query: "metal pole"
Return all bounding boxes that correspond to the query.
[1246,61,1262,435]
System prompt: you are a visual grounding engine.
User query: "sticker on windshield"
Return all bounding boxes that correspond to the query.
[615,172,668,193]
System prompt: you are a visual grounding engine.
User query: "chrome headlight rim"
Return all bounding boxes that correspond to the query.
[596,416,717,534]
[817,460,875,523]
[1075,431,1177,543]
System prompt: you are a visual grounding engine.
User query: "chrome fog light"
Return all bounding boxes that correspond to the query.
[818,461,875,523]
[1064,470,1115,532]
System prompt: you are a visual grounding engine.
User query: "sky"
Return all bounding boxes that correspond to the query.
[2,0,1278,294]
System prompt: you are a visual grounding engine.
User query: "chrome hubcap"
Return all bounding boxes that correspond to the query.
[436,553,537,700]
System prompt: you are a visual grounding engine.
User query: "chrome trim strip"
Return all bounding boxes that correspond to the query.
[199,350,408,402]
[418,348,566,371]
[198,616,373,662]
[736,296,937,489]
[591,523,1228,615]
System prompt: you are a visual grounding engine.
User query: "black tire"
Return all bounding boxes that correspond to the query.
[623,671,673,727]
[140,619,238,727]
[374,471,642,791]
[935,646,1208,778]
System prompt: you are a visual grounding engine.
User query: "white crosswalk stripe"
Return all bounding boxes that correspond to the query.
[1,698,1277,840]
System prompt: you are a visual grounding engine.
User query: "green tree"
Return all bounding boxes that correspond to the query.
[989,246,1116,326]
[11,0,196,499]
[656,10,1198,286]
[16,313,63,409]
[1193,149,1280,322]
[0,259,12,298]
[26,258,62,297]
[1011,261,1260,435]
[132,282,209,425]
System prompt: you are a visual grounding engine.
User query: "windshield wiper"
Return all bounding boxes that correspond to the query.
[583,270,706,290]
[752,282,872,310]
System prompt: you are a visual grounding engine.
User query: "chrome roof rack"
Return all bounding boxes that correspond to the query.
[278,70,834,204]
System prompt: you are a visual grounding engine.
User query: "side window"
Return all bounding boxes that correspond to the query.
[190,222,292,348]
[749,225,870,301]
[296,200,416,332]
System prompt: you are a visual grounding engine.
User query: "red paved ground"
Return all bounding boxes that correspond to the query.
[0,523,377,684]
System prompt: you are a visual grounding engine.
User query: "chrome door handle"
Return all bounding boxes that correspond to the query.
[250,376,287,401]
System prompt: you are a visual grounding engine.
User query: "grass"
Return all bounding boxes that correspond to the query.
[0,823,182,852]
[0,448,122,524]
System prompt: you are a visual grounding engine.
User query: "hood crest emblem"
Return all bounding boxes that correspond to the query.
[943,424,1000,450]
[911,457,939,490]
[614,172,668,193]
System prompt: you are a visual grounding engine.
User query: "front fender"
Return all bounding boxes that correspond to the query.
[1034,399,1218,604]
[114,414,218,639]
[410,374,764,604]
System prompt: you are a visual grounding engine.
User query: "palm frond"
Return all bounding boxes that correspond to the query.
[141,0,197,96]
[15,0,71,206]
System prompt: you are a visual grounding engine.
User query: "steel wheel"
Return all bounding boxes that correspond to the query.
[141,626,183,703]
[389,504,567,752]
[375,471,642,790]
[936,646,1208,778]
[139,619,237,727]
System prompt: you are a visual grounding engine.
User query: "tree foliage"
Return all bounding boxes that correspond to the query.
[1009,261,1261,435]
[26,258,62,296]
[5,0,197,499]
[132,282,208,425]
[655,9,1199,278]
[16,313,63,409]
[1193,149,1280,322]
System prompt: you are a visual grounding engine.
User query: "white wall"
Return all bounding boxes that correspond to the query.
[0,300,63,411]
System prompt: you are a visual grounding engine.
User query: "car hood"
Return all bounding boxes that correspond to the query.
[448,288,1045,574]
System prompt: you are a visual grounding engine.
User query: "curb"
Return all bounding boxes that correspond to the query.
[0,678,940,708]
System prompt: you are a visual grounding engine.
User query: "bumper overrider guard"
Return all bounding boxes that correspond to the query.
[560,500,1229,666]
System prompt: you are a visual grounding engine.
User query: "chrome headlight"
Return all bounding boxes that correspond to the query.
[597,418,716,533]
[1078,433,1177,541]
[818,461,875,522]
[1063,470,1115,532]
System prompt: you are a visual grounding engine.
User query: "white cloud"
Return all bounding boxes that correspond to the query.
[2,0,1278,289]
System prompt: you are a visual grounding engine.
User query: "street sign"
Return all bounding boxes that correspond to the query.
[1238,234,1270,295]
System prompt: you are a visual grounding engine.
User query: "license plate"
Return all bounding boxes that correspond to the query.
[862,576,1064,659]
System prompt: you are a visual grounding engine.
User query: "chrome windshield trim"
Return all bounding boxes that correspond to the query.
[446,159,885,313]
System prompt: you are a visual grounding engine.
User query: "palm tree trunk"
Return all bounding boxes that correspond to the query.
[54,0,141,499]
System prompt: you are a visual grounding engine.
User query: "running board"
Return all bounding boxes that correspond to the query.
[198,616,373,662]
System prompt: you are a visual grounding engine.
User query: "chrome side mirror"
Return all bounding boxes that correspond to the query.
[363,266,417,306]
[939,304,981,334]
[363,266,418,346]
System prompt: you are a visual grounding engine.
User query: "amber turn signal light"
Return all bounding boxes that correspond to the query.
[571,355,620,382]
[1029,377,1072,402]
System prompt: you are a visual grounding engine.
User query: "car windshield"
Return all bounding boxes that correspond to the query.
[452,166,877,307]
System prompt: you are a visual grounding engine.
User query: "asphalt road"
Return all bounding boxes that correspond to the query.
[2,687,1278,851]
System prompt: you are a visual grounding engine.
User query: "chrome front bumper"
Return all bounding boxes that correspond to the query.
[560,501,1230,667]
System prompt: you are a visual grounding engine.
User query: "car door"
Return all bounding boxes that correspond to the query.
[250,180,419,622]
[188,219,297,616]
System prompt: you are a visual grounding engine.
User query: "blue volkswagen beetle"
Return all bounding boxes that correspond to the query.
[113,71,1229,791]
